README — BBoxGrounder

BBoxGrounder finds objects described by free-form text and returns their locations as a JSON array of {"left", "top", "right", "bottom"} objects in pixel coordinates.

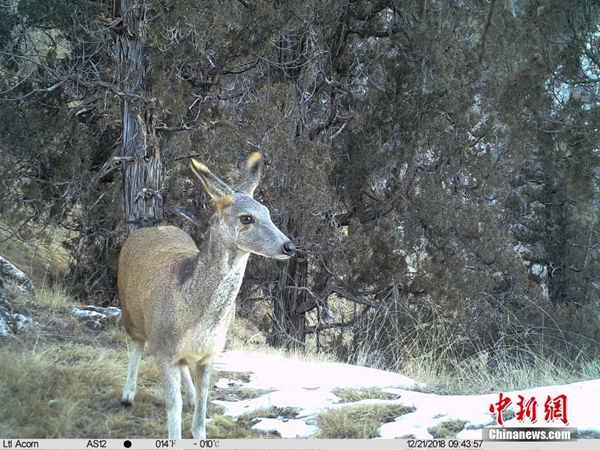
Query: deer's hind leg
[
  {"left": 121, "top": 339, "right": 144, "bottom": 408},
  {"left": 157, "top": 359, "right": 183, "bottom": 439},
  {"left": 180, "top": 364, "right": 196, "bottom": 408}
]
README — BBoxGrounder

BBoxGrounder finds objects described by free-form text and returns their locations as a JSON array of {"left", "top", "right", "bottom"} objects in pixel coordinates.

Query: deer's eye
[{"left": 239, "top": 215, "right": 254, "bottom": 225}]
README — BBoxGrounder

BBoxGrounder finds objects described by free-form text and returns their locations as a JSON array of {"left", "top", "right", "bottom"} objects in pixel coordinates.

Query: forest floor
[{"left": 1, "top": 282, "right": 600, "bottom": 440}]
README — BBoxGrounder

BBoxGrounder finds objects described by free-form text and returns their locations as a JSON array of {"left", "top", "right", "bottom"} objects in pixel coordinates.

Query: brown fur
[{"left": 117, "top": 154, "right": 295, "bottom": 438}]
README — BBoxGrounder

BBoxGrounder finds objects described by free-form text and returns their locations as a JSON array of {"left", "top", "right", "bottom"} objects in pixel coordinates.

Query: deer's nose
[{"left": 282, "top": 241, "right": 296, "bottom": 256}]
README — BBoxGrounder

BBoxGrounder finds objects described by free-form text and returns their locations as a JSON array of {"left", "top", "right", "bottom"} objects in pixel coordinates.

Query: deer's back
[{"left": 118, "top": 226, "right": 199, "bottom": 343}]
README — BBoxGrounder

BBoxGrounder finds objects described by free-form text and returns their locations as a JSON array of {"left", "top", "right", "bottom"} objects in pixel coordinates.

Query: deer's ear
[
  {"left": 235, "top": 152, "right": 263, "bottom": 196},
  {"left": 190, "top": 159, "right": 234, "bottom": 212}
]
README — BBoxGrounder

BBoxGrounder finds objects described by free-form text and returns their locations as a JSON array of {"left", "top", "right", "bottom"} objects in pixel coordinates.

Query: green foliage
[
  {"left": 17, "top": 0, "right": 69, "bottom": 23},
  {"left": 1, "top": 0, "right": 599, "bottom": 377}
]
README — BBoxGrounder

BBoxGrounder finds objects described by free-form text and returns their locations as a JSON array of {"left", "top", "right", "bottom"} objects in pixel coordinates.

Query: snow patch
[
  {"left": 213, "top": 350, "right": 600, "bottom": 439},
  {"left": 251, "top": 418, "right": 319, "bottom": 438}
]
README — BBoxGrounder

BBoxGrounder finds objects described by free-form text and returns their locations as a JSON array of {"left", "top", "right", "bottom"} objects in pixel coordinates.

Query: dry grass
[
  {"left": 0, "top": 223, "right": 70, "bottom": 287},
  {"left": 429, "top": 420, "right": 467, "bottom": 439},
  {"left": 213, "top": 386, "right": 273, "bottom": 402},
  {"left": 354, "top": 312, "right": 600, "bottom": 396},
  {"left": 332, "top": 387, "right": 400, "bottom": 403},
  {"left": 0, "top": 293, "right": 167, "bottom": 438},
  {"left": 0, "top": 288, "right": 267, "bottom": 439},
  {"left": 393, "top": 345, "right": 600, "bottom": 395},
  {"left": 206, "top": 414, "right": 275, "bottom": 439},
  {"left": 1, "top": 281, "right": 334, "bottom": 439},
  {"left": 314, "top": 404, "right": 414, "bottom": 439},
  {"left": 229, "top": 321, "right": 338, "bottom": 365},
  {"left": 0, "top": 283, "right": 418, "bottom": 440},
  {"left": 0, "top": 324, "right": 264, "bottom": 438},
  {"left": 4, "top": 223, "right": 599, "bottom": 439},
  {"left": 0, "top": 339, "right": 162, "bottom": 438},
  {"left": 4, "top": 281, "right": 597, "bottom": 439},
  {"left": 443, "top": 347, "right": 600, "bottom": 395},
  {"left": 240, "top": 406, "right": 299, "bottom": 422}
]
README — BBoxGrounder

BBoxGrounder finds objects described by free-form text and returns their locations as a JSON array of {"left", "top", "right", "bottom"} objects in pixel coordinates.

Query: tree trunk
[
  {"left": 268, "top": 25, "right": 313, "bottom": 349},
  {"left": 270, "top": 212, "right": 307, "bottom": 349},
  {"left": 115, "top": 0, "right": 163, "bottom": 234}
]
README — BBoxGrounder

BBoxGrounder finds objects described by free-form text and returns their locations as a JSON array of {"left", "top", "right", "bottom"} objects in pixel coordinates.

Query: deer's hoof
[{"left": 120, "top": 400, "right": 133, "bottom": 410}]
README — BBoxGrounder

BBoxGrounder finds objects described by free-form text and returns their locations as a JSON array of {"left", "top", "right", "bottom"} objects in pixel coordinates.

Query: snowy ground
[{"left": 213, "top": 350, "right": 600, "bottom": 439}]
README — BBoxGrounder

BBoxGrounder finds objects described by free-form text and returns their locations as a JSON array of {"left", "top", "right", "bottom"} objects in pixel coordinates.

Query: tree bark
[{"left": 115, "top": 0, "right": 163, "bottom": 234}]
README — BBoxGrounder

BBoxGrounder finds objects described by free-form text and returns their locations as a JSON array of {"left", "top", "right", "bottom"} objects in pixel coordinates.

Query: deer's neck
[
  {"left": 191, "top": 227, "right": 250, "bottom": 318},
  {"left": 202, "top": 225, "right": 249, "bottom": 273}
]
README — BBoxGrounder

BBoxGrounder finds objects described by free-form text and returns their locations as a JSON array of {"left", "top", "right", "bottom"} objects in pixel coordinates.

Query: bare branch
[{"left": 478, "top": 0, "right": 496, "bottom": 63}]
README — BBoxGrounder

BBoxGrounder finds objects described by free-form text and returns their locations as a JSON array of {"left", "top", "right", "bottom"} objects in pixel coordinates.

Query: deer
[{"left": 117, "top": 152, "right": 295, "bottom": 439}]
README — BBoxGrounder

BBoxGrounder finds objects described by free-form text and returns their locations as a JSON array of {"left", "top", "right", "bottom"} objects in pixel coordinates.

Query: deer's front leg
[{"left": 191, "top": 361, "right": 213, "bottom": 439}]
